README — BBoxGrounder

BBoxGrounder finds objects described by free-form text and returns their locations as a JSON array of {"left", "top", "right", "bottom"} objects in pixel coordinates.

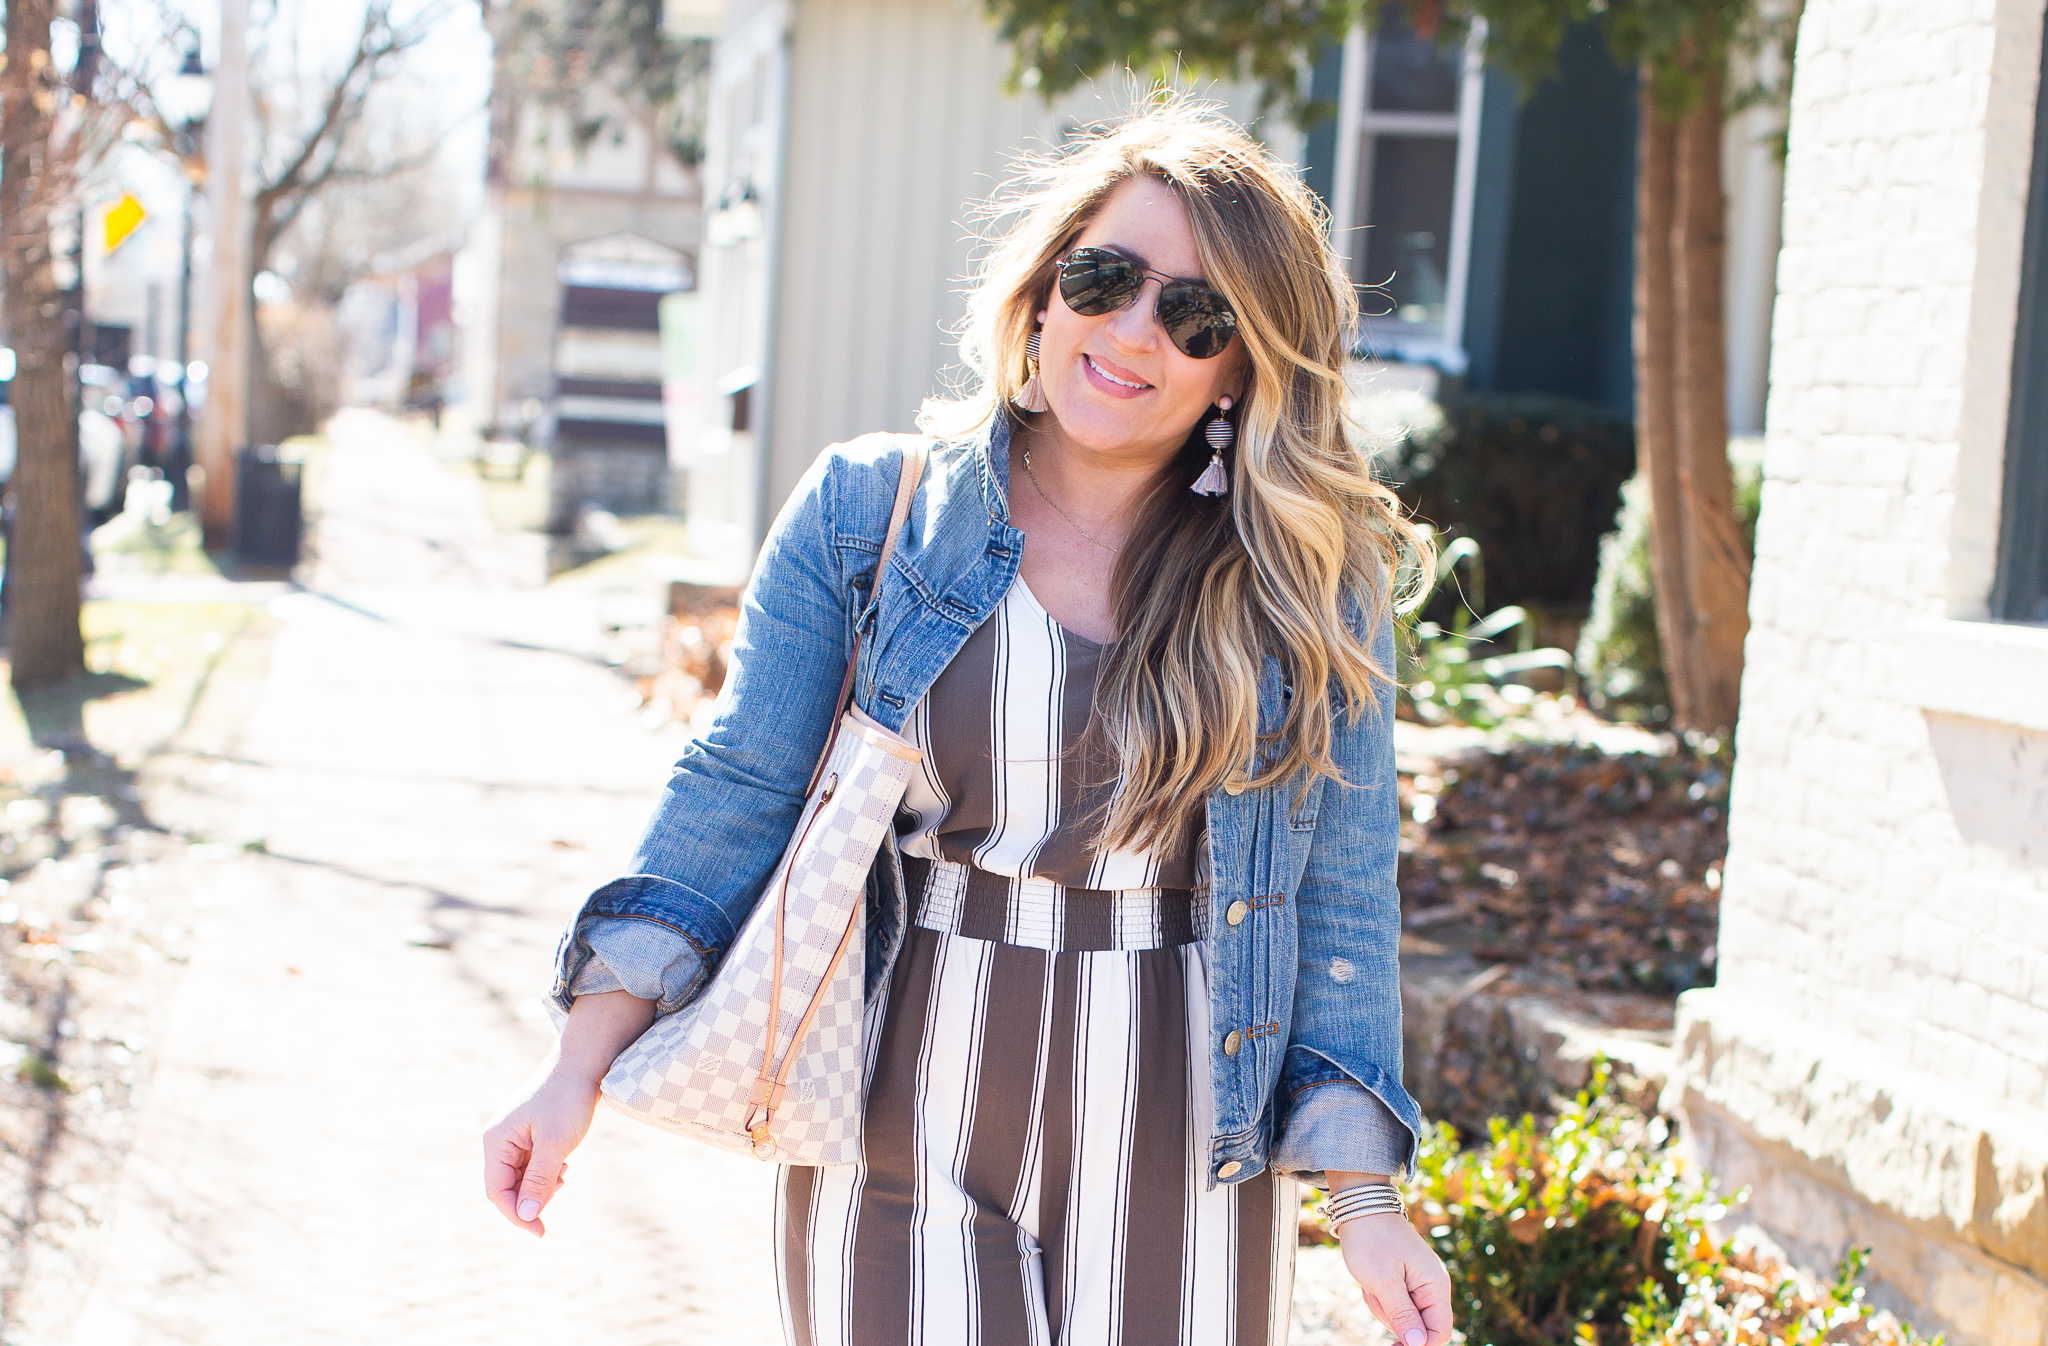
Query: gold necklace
[{"left": 1021, "top": 449, "right": 1120, "bottom": 553}]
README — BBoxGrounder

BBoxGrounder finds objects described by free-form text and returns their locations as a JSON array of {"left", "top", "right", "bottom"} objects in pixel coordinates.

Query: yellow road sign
[{"left": 104, "top": 193, "right": 146, "bottom": 252}]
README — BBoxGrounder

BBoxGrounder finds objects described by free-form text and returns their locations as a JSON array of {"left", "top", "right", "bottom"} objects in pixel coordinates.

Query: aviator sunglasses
[{"left": 1055, "top": 247, "right": 1239, "bottom": 359}]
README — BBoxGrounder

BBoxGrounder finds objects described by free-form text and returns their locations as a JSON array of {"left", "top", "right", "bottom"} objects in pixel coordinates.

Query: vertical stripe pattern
[
  {"left": 896, "top": 577, "right": 1200, "bottom": 893},
  {"left": 777, "top": 873, "right": 1295, "bottom": 1346}
]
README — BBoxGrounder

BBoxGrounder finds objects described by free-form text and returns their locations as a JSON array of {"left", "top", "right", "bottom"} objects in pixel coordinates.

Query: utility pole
[
  {"left": 174, "top": 175, "right": 197, "bottom": 510},
  {"left": 164, "top": 39, "right": 211, "bottom": 514},
  {"left": 66, "top": 0, "right": 100, "bottom": 505},
  {"left": 197, "top": 0, "right": 250, "bottom": 548}
]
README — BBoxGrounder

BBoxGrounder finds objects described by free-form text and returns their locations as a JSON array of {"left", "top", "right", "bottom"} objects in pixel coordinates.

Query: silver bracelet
[{"left": 1319, "top": 1181, "right": 1407, "bottom": 1232}]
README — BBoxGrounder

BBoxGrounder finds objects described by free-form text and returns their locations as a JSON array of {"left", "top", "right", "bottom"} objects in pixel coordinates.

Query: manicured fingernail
[
  {"left": 518, "top": 1199, "right": 540, "bottom": 1221},
  {"left": 1405, "top": 1332, "right": 1424, "bottom": 1346}
]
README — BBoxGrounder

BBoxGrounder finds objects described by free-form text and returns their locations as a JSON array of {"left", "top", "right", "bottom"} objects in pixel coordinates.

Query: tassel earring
[
  {"left": 1191, "top": 395, "right": 1234, "bottom": 497},
  {"left": 1013, "top": 321, "right": 1051, "bottom": 414}
]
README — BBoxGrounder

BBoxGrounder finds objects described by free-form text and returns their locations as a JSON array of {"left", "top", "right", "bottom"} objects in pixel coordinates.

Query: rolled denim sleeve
[
  {"left": 545, "top": 442, "right": 875, "bottom": 1016},
  {"left": 564, "top": 915, "right": 710, "bottom": 1014},
  {"left": 1271, "top": 1082, "right": 1412, "bottom": 1191},
  {"left": 1278, "top": 593, "right": 1424, "bottom": 1175}
]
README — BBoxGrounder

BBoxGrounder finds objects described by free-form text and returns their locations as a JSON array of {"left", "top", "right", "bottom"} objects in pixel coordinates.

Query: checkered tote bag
[{"left": 599, "top": 448, "right": 925, "bottom": 1165}]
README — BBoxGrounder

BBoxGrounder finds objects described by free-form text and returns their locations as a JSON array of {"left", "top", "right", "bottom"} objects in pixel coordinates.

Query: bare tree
[
  {"left": 2, "top": 0, "right": 85, "bottom": 690},
  {"left": 1, "top": 0, "right": 143, "bottom": 691},
  {"left": 493, "top": 0, "right": 711, "bottom": 178},
  {"left": 285, "top": 146, "right": 463, "bottom": 304},
  {"left": 0, "top": 0, "right": 442, "bottom": 689},
  {"left": 243, "top": 0, "right": 454, "bottom": 439},
  {"left": 248, "top": 2, "right": 451, "bottom": 280}
]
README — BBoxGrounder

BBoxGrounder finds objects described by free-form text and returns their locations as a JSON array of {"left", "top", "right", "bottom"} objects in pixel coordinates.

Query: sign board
[{"left": 103, "top": 194, "right": 146, "bottom": 253}]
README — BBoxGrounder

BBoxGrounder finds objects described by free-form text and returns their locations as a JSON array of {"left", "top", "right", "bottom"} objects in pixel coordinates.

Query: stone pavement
[{"left": 67, "top": 411, "right": 780, "bottom": 1345}]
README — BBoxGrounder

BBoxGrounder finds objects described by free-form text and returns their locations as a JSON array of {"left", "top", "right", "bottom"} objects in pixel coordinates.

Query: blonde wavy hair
[{"left": 921, "top": 97, "right": 1431, "bottom": 855}]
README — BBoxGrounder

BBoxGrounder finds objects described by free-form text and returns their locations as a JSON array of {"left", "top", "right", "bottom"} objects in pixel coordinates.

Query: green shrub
[
  {"left": 1369, "top": 1064, "right": 1942, "bottom": 1346},
  {"left": 1575, "top": 441, "right": 1764, "bottom": 723},
  {"left": 1397, "top": 533, "right": 1574, "bottom": 728},
  {"left": 1575, "top": 474, "right": 1667, "bottom": 718},
  {"left": 1379, "top": 395, "right": 1637, "bottom": 613},
  {"left": 1404, "top": 1069, "right": 1699, "bottom": 1342}
]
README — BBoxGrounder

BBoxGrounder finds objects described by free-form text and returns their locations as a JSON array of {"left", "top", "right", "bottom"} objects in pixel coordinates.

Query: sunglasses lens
[
  {"left": 1059, "top": 249, "right": 1238, "bottom": 357},
  {"left": 1059, "top": 248, "right": 1142, "bottom": 316},
  {"left": 1158, "top": 285, "right": 1238, "bottom": 360}
]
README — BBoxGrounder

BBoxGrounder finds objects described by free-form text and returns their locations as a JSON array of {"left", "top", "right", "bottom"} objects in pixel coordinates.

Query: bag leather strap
[{"left": 747, "top": 444, "right": 926, "bottom": 1155}]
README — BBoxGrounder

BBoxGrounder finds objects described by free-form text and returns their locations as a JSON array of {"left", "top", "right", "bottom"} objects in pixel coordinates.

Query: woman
[{"left": 485, "top": 101, "right": 1453, "bottom": 1346}]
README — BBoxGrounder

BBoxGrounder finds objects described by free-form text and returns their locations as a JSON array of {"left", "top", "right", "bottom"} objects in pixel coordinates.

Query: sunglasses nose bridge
[
  {"left": 1119, "top": 275, "right": 1194, "bottom": 350},
  {"left": 1098, "top": 269, "right": 1164, "bottom": 315},
  {"left": 1101, "top": 286, "right": 1167, "bottom": 353}
]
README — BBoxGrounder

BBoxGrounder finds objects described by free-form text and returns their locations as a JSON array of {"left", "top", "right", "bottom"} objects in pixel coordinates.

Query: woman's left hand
[{"left": 1336, "top": 1212, "right": 1453, "bottom": 1346}]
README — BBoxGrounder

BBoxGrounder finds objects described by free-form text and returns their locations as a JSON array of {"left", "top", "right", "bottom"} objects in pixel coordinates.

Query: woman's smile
[{"left": 1081, "top": 351, "right": 1153, "bottom": 396}]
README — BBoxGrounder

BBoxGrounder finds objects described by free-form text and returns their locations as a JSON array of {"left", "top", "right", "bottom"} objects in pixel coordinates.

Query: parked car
[
  {"left": 0, "top": 353, "right": 145, "bottom": 522},
  {"left": 78, "top": 363, "right": 135, "bottom": 522},
  {"left": 79, "top": 405, "right": 126, "bottom": 521}
]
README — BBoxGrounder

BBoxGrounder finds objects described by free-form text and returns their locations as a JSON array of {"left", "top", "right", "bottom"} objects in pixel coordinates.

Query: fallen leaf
[{"left": 1399, "top": 741, "right": 1727, "bottom": 997}]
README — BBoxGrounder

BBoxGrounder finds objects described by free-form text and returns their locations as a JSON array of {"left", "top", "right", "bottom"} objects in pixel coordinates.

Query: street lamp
[
  {"left": 159, "top": 44, "right": 210, "bottom": 510},
  {"left": 162, "top": 46, "right": 213, "bottom": 141},
  {"left": 706, "top": 180, "right": 764, "bottom": 247}
]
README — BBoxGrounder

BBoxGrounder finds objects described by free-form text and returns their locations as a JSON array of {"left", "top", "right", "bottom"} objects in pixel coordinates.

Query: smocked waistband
[{"left": 906, "top": 855, "right": 1207, "bottom": 953}]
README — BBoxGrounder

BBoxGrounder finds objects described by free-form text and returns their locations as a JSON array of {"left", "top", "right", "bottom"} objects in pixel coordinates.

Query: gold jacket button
[
  {"left": 1222, "top": 780, "right": 1245, "bottom": 796},
  {"left": 1222, "top": 1029, "right": 1244, "bottom": 1056},
  {"left": 1216, "top": 1160, "right": 1243, "bottom": 1179},
  {"left": 1226, "top": 899, "right": 1249, "bottom": 926}
]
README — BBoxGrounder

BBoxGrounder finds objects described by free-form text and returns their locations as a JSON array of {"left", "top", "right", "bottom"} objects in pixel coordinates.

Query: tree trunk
[
  {"left": 1632, "top": 67, "right": 1754, "bottom": 736},
  {"left": 2, "top": 0, "right": 87, "bottom": 691},
  {"left": 1672, "top": 64, "right": 1752, "bottom": 733},
  {"left": 246, "top": 210, "right": 310, "bottom": 446},
  {"left": 248, "top": 308, "right": 287, "bottom": 445},
  {"left": 1632, "top": 88, "right": 1700, "bottom": 729}
]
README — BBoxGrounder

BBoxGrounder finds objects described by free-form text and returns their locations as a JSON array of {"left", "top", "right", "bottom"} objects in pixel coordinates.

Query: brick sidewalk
[{"left": 67, "top": 413, "right": 779, "bottom": 1345}]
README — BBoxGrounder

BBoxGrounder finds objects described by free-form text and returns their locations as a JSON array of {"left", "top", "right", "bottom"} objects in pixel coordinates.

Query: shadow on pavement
[{"left": 0, "top": 620, "right": 267, "bottom": 1336}]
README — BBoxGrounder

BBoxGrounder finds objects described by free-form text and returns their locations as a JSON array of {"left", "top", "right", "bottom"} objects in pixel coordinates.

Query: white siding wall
[
  {"left": 766, "top": 0, "right": 1049, "bottom": 509},
  {"left": 762, "top": 0, "right": 1286, "bottom": 514}
]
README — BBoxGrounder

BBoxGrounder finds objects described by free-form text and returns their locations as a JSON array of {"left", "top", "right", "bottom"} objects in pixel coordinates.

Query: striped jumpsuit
[{"left": 775, "top": 575, "right": 1296, "bottom": 1346}]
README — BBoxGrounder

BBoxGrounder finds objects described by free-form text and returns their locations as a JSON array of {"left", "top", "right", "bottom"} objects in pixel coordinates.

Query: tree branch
[
  {"left": 255, "top": 7, "right": 392, "bottom": 198},
  {"left": 255, "top": 0, "right": 453, "bottom": 202}
]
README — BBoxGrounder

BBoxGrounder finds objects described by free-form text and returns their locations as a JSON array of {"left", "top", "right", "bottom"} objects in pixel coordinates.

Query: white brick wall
[
  {"left": 1679, "top": 0, "right": 2048, "bottom": 1334},
  {"left": 1726, "top": 0, "right": 2048, "bottom": 1113}
]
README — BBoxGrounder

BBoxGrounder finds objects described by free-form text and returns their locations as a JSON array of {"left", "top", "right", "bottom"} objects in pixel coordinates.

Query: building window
[
  {"left": 1328, "top": 9, "right": 1486, "bottom": 370},
  {"left": 1994, "top": 25, "right": 2048, "bottom": 624}
]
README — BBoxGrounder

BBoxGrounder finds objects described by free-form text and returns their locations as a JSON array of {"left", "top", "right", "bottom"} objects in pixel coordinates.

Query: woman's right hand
[{"left": 482, "top": 990, "right": 656, "bottom": 1237}]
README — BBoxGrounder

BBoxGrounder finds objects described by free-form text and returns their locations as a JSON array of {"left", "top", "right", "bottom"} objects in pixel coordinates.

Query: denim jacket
[{"left": 549, "top": 413, "right": 1422, "bottom": 1189}]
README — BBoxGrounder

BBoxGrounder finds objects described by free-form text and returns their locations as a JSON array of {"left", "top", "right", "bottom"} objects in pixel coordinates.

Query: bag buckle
[
  {"left": 744, "top": 1079, "right": 786, "bottom": 1160},
  {"left": 747, "top": 1123, "right": 777, "bottom": 1160}
]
